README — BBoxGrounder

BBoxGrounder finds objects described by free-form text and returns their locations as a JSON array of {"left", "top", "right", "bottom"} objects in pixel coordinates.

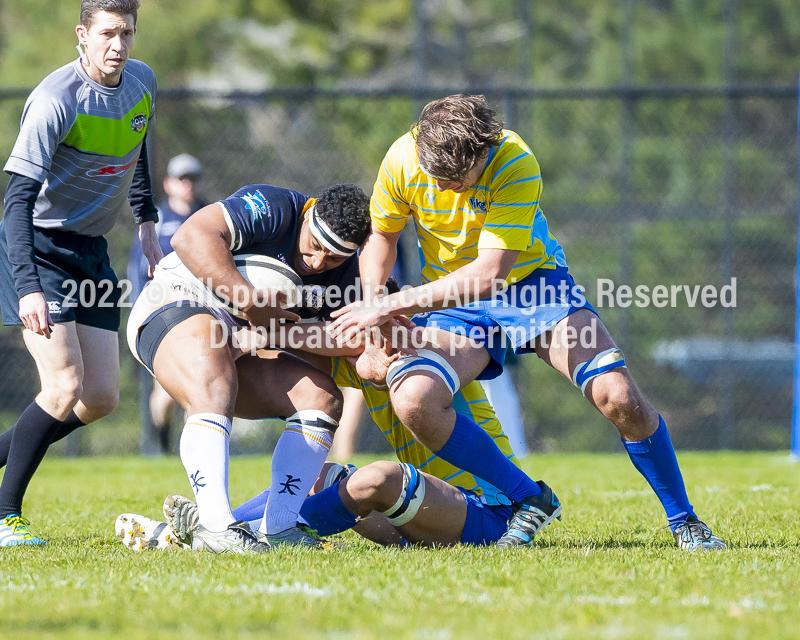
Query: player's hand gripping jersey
[
  {"left": 330, "top": 357, "right": 518, "bottom": 506},
  {"left": 371, "top": 130, "right": 568, "bottom": 284}
]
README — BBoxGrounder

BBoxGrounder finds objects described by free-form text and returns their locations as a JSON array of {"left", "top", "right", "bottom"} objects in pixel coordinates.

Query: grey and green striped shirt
[{"left": 4, "top": 57, "right": 157, "bottom": 237}]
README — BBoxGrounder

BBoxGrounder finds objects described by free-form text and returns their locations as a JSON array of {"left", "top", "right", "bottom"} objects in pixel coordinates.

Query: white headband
[{"left": 308, "top": 205, "right": 360, "bottom": 256}]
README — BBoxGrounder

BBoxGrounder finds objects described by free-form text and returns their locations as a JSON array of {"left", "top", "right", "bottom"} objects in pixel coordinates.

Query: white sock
[
  {"left": 179, "top": 413, "right": 235, "bottom": 532},
  {"left": 263, "top": 411, "right": 335, "bottom": 534}
]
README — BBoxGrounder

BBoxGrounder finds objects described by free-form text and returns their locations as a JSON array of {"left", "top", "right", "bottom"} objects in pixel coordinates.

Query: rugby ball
[{"left": 216, "top": 254, "right": 303, "bottom": 317}]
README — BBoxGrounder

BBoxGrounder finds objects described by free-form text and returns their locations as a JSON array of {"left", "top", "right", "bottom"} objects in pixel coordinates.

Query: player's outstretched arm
[
  {"left": 328, "top": 247, "right": 519, "bottom": 342},
  {"left": 264, "top": 321, "right": 365, "bottom": 356}
]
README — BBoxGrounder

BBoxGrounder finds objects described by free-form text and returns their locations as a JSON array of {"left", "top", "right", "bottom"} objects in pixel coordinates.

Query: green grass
[{"left": 2, "top": 453, "right": 800, "bottom": 639}]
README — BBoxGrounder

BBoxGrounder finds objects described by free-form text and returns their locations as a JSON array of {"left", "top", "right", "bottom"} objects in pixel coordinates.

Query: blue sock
[
  {"left": 232, "top": 490, "right": 269, "bottom": 523},
  {"left": 233, "top": 484, "right": 359, "bottom": 537},
  {"left": 622, "top": 415, "right": 696, "bottom": 530},
  {"left": 299, "top": 485, "right": 359, "bottom": 537},
  {"left": 435, "top": 411, "right": 541, "bottom": 502}
]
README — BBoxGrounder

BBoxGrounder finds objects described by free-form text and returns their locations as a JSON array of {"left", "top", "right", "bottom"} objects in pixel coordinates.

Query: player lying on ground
[
  {"left": 328, "top": 94, "right": 724, "bottom": 551},
  {"left": 117, "top": 335, "right": 541, "bottom": 550},
  {"left": 127, "top": 182, "right": 371, "bottom": 552},
  {"left": 0, "top": 0, "right": 160, "bottom": 547}
]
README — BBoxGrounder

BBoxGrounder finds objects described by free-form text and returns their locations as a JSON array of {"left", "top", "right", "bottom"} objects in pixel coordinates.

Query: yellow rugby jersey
[
  {"left": 330, "top": 357, "right": 518, "bottom": 506},
  {"left": 371, "top": 130, "right": 567, "bottom": 285}
]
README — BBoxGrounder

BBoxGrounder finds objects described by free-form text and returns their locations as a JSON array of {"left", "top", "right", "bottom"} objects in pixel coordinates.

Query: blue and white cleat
[
  {"left": 672, "top": 516, "right": 726, "bottom": 551},
  {"left": 0, "top": 514, "right": 47, "bottom": 547},
  {"left": 496, "top": 481, "right": 561, "bottom": 548}
]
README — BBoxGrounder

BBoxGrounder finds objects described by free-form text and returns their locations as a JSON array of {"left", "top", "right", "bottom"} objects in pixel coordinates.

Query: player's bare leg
[
  {"left": 72, "top": 324, "right": 119, "bottom": 424},
  {"left": 534, "top": 309, "right": 658, "bottom": 441},
  {"left": 233, "top": 349, "right": 343, "bottom": 422},
  {"left": 387, "top": 330, "right": 560, "bottom": 547},
  {"left": 157, "top": 319, "right": 343, "bottom": 548},
  {"left": 22, "top": 323, "right": 85, "bottom": 421},
  {"left": 387, "top": 327, "right": 490, "bottom": 451},
  {"left": 152, "top": 314, "right": 238, "bottom": 417},
  {"left": 153, "top": 314, "right": 266, "bottom": 552},
  {"left": 234, "top": 348, "right": 344, "bottom": 546},
  {"left": 535, "top": 308, "right": 725, "bottom": 550},
  {"left": 339, "top": 461, "right": 468, "bottom": 547}
]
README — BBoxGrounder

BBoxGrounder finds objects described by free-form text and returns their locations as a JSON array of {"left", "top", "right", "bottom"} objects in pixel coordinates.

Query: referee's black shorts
[{"left": 0, "top": 219, "right": 121, "bottom": 331}]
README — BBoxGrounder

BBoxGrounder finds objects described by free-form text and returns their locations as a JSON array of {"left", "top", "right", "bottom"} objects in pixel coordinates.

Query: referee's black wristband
[{"left": 133, "top": 207, "right": 159, "bottom": 225}]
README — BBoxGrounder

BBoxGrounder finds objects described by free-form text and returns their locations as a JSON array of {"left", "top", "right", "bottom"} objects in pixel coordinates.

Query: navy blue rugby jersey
[{"left": 219, "top": 184, "right": 361, "bottom": 320}]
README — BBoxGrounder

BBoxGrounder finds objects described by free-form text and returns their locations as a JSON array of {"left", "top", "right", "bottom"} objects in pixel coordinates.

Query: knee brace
[
  {"left": 382, "top": 463, "right": 426, "bottom": 526},
  {"left": 572, "top": 348, "right": 627, "bottom": 396},
  {"left": 385, "top": 349, "right": 460, "bottom": 396}
]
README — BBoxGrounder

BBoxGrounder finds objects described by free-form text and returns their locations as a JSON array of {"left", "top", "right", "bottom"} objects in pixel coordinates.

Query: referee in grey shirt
[{"left": 0, "top": 0, "right": 161, "bottom": 546}]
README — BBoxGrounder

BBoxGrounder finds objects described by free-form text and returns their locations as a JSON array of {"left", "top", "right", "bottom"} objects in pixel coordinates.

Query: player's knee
[
  {"left": 390, "top": 378, "right": 444, "bottom": 427},
  {"left": 348, "top": 461, "right": 402, "bottom": 512},
  {"left": 82, "top": 387, "right": 119, "bottom": 419},
  {"left": 295, "top": 379, "right": 344, "bottom": 425},
  {"left": 39, "top": 371, "right": 83, "bottom": 416},
  {"left": 185, "top": 374, "right": 238, "bottom": 416},
  {"left": 588, "top": 372, "right": 644, "bottom": 423}
]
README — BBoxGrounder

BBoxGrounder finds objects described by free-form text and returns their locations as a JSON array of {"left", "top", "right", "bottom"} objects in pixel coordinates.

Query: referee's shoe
[{"left": 0, "top": 514, "right": 47, "bottom": 547}]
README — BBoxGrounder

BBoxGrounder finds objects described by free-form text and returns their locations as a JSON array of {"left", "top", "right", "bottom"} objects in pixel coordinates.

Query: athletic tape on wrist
[
  {"left": 385, "top": 349, "right": 460, "bottom": 396},
  {"left": 572, "top": 347, "right": 627, "bottom": 396},
  {"left": 383, "top": 463, "right": 426, "bottom": 526}
]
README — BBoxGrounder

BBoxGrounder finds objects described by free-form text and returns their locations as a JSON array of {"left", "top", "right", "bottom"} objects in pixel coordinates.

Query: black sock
[
  {"left": 50, "top": 411, "right": 86, "bottom": 444},
  {"left": 0, "top": 402, "right": 63, "bottom": 517},
  {"left": 0, "top": 411, "right": 85, "bottom": 469}
]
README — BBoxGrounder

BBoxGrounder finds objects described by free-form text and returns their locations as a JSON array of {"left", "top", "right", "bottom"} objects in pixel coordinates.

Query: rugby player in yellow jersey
[{"left": 328, "top": 94, "right": 725, "bottom": 551}]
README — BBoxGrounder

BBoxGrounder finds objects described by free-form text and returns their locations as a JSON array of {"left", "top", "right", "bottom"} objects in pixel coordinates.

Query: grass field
[{"left": 2, "top": 452, "right": 799, "bottom": 639}]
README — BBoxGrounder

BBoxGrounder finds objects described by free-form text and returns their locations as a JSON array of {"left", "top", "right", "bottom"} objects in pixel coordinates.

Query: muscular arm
[
  {"left": 329, "top": 247, "right": 519, "bottom": 336},
  {"left": 267, "top": 321, "right": 364, "bottom": 356},
  {"left": 379, "top": 247, "right": 519, "bottom": 316},
  {"left": 359, "top": 225, "right": 402, "bottom": 299},
  {"left": 171, "top": 204, "right": 299, "bottom": 326}
]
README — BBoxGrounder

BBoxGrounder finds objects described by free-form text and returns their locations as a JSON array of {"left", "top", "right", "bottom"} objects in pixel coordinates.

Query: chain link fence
[{"left": 0, "top": 86, "right": 796, "bottom": 454}]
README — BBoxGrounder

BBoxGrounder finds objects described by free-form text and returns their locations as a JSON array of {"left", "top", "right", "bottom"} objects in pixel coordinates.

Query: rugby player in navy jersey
[
  {"left": 126, "top": 183, "right": 370, "bottom": 553},
  {"left": 0, "top": 0, "right": 160, "bottom": 547}
]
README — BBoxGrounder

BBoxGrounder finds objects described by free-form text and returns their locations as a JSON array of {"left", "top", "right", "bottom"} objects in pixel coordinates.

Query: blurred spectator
[{"left": 128, "top": 154, "right": 206, "bottom": 454}]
